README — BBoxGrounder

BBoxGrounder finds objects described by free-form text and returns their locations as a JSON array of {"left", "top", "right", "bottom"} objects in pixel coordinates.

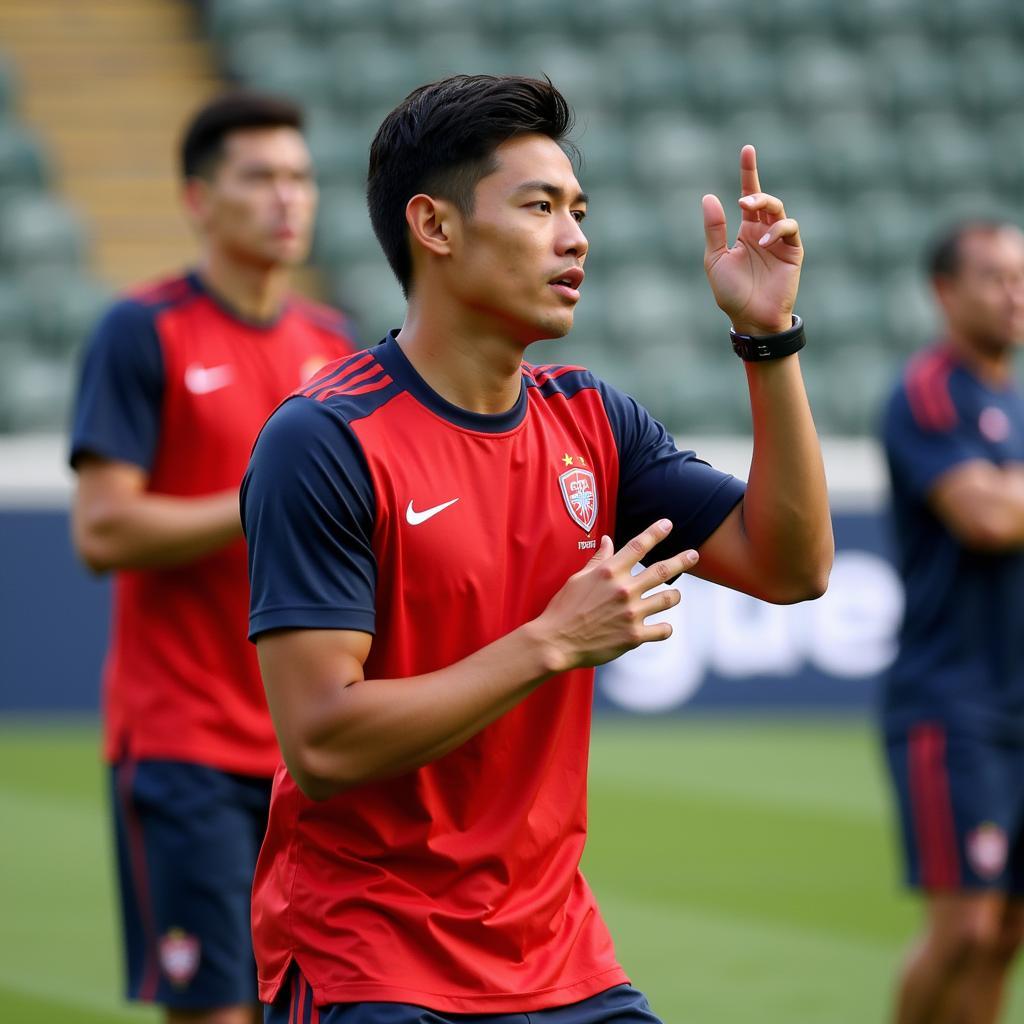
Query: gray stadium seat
[
  {"left": 988, "top": 117, "right": 1024, "bottom": 196},
  {"left": 0, "top": 344, "right": 74, "bottom": 432},
  {"left": 413, "top": 32, "right": 511, "bottom": 83},
  {"left": 0, "top": 195, "right": 85, "bottom": 276},
  {"left": 846, "top": 190, "right": 932, "bottom": 274},
  {"left": 806, "top": 114, "right": 900, "bottom": 195},
  {"left": 955, "top": 38, "right": 1024, "bottom": 121},
  {"left": 205, "top": 0, "right": 296, "bottom": 43},
  {"left": 868, "top": 38, "right": 957, "bottom": 118},
  {"left": 777, "top": 41, "right": 868, "bottom": 116},
  {"left": 22, "top": 273, "right": 110, "bottom": 357},
  {"left": 305, "top": 111, "right": 371, "bottom": 188},
  {"left": 657, "top": 0, "right": 749, "bottom": 40},
  {"left": 296, "top": 0, "right": 385, "bottom": 37},
  {"left": 327, "top": 36, "right": 427, "bottom": 110},
  {"left": 224, "top": 32, "right": 332, "bottom": 104},
  {"left": 390, "top": 0, "right": 477, "bottom": 36},
  {"left": 326, "top": 258, "right": 405, "bottom": 346},
  {"left": 314, "top": 187, "right": 378, "bottom": 268},
  {"left": 582, "top": 188, "right": 670, "bottom": 265},
  {"left": 628, "top": 116, "right": 723, "bottom": 191},
  {"left": 0, "top": 123, "right": 49, "bottom": 198},
  {"left": 898, "top": 116, "right": 993, "bottom": 198}
]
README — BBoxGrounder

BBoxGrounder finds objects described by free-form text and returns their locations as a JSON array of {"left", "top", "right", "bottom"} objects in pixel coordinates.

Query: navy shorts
[
  {"left": 884, "top": 722, "right": 1024, "bottom": 892},
  {"left": 265, "top": 968, "right": 664, "bottom": 1024},
  {"left": 111, "top": 758, "right": 272, "bottom": 1009}
]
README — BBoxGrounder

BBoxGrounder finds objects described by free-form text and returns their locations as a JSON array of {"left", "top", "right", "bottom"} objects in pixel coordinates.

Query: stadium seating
[
  {"left": 3, "top": 2, "right": 1024, "bottom": 436},
  {"left": 194, "top": 0, "right": 1024, "bottom": 433},
  {"left": 0, "top": 59, "right": 109, "bottom": 431}
]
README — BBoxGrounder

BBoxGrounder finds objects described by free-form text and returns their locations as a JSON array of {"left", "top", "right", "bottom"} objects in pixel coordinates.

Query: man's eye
[
  {"left": 534, "top": 201, "right": 552, "bottom": 213},
  {"left": 572, "top": 210, "right": 586, "bottom": 223}
]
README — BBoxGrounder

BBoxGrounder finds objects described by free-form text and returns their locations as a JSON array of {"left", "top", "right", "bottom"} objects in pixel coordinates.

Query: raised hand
[
  {"left": 531, "top": 519, "right": 699, "bottom": 672},
  {"left": 702, "top": 144, "right": 803, "bottom": 337}
]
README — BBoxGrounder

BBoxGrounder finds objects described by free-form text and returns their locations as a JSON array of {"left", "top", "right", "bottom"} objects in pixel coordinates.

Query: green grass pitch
[{"left": 0, "top": 718, "right": 1021, "bottom": 1023}]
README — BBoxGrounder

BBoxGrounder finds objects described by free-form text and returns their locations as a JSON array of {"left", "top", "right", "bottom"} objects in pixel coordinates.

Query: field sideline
[{"left": 1, "top": 718, "right": 1021, "bottom": 1023}]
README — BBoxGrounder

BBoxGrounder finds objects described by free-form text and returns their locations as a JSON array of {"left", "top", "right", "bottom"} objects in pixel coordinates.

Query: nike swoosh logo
[
  {"left": 406, "top": 497, "right": 459, "bottom": 525},
  {"left": 184, "top": 363, "right": 234, "bottom": 395}
]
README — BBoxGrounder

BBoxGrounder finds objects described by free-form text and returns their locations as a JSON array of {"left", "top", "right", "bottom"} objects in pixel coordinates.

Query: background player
[
  {"left": 68, "top": 92, "right": 354, "bottom": 1024},
  {"left": 881, "top": 220, "right": 1024, "bottom": 1024},
  {"left": 243, "top": 75, "right": 832, "bottom": 1022}
]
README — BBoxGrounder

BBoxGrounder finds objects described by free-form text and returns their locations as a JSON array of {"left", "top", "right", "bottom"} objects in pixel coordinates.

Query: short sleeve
[
  {"left": 69, "top": 299, "right": 164, "bottom": 471},
  {"left": 241, "top": 397, "right": 377, "bottom": 640},
  {"left": 883, "top": 385, "right": 988, "bottom": 500},
  {"left": 597, "top": 378, "right": 746, "bottom": 561}
]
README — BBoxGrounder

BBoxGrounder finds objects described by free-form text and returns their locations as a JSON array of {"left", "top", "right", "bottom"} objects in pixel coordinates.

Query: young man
[
  {"left": 881, "top": 221, "right": 1024, "bottom": 1024},
  {"left": 243, "top": 75, "right": 832, "bottom": 1022},
  {"left": 69, "top": 92, "right": 354, "bottom": 1024}
]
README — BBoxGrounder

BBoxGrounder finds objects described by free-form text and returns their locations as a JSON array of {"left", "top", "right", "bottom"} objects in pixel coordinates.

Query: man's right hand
[{"left": 528, "top": 519, "right": 699, "bottom": 674}]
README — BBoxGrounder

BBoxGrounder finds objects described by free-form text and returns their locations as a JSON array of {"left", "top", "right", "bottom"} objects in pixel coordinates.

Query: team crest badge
[
  {"left": 967, "top": 823, "right": 1008, "bottom": 881},
  {"left": 559, "top": 467, "right": 598, "bottom": 532},
  {"left": 159, "top": 928, "right": 201, "bottom": 987},
  {"left": 979, "top": 406, "right": 1011, "bottom": 443}
]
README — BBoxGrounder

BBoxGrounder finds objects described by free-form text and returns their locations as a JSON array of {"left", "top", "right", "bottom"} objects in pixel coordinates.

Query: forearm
[
  {"left": 274, "top": 622, "right": 559, "bottom": 799},
  {"left": 73, "top": 489, "right": 242, "bottom": 571},
  {"left": 959, "top": 465, "right": 1024, "bottom": 550},
  {"left": 740, "top": 354, "right": 833, "bottom": 599}
]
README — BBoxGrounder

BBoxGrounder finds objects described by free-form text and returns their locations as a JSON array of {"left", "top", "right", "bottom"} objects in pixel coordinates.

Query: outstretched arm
[
  {"left": 696, "top": 145, "right": 833, "bottom": 604},
  {"left": 258, "top": 522, "right": 698, "bottom": 800}
]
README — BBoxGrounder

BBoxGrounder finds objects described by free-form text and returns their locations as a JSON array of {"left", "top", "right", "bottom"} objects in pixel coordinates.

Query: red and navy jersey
[
  {"left": 882, "top": 344, "right": 1024, "bottom": 740},
  {"left": 241, "top": 332, "right": 745, "bottom": 1011},
  {"left": 69, "top": 271, "right": 355, "bottom": 776}
]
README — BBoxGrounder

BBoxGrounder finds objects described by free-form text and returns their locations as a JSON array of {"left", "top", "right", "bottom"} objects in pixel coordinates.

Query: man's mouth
[{"left": 549, "top": 267, "right": 585, "bottom": 301}]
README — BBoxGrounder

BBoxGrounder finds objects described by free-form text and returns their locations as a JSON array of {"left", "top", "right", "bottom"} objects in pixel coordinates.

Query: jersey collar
[{"left": 374, "top": 331, "right": 530, "bottom": 434}]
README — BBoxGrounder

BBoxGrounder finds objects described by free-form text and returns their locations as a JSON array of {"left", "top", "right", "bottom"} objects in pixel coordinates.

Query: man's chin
[{"left": 530, "top": 312, "right": 574, "bottom": 343}]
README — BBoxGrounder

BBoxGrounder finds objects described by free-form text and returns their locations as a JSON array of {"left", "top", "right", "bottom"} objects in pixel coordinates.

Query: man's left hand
[{"left": 702, "top": 144, "right": 803, "bottom": 337}]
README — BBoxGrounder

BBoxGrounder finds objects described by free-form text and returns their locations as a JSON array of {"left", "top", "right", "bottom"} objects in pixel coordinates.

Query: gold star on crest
[{"left": 562, "top": 453, "right": 574, "bottom": 466}]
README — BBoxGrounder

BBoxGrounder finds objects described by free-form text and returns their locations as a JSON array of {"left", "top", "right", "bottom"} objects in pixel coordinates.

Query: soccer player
[
  {"left": 243, "top": 76, "right": 832, "bottom": 1022},
  {"left": 69, "top": 92, "right": 354, "bottom": 1024},
  {"left": 881, "top": 221, "right": 1024, "bottom": 1024}
]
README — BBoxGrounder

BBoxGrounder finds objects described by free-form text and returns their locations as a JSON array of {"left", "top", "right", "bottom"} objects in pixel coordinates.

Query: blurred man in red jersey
[{"left": 69, "top": 91, "right": 355, "bottom": 1024}]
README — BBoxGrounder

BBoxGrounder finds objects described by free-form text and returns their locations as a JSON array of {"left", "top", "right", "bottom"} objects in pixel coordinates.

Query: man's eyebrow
[{"left": 514, "top": 180, "right": 589, "bottom": 205}]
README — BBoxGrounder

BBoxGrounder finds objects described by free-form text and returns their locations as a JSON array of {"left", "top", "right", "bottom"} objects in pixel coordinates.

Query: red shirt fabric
[
  {"left": 70, "top": 271, "right": 355, "bottom": 776},
  {"left": 242, "top": 336, "right": 745, "bottom": 1010}
]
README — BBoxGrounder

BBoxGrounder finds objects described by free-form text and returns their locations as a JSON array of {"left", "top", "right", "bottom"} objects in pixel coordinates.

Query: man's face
[
  {"left": 444, "top": 134, "right": 588, "bottom": 344},
  {"left": 187, "top": 126, "right": 317, "bottom": 269},
  {"left": 938, "top": 227, "right": 1024, "bottom": 353}
]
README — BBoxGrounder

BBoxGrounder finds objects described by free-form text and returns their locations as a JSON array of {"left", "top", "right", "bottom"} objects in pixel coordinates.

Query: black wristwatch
[{"left": 730, "top": 315, "right": 805, "bottom": 362}]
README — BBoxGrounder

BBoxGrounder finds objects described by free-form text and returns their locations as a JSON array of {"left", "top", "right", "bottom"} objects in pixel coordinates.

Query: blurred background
[{"left": 1, "top": 1, "right": 1022, "bottom": 1021}]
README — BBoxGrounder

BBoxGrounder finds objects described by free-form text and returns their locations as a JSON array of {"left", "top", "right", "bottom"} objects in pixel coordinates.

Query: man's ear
[
  {"left": 181, "top": 176, "right": 211, "bottom": 230},
  {"left": 406, "top": 194, "right": 458, "bottom": 259}
]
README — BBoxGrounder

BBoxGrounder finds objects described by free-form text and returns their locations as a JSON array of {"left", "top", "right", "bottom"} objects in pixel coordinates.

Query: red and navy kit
[
  {"left": 242, "top": 332, "right": 745, "bottom": 1013},
  {"left": 881, "top": 344, "right": 1024, "bottom": 892},
  {"left": 70, "top": 270, "right": 355, "bottom": 776},
  {"left": 882, "top": 344, "right": 1024, "bottom": 740}
]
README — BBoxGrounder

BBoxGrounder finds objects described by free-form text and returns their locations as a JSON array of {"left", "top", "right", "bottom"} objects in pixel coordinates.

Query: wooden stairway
[{"left": 0, "top": 0, "right": 219, "bottom": 289}]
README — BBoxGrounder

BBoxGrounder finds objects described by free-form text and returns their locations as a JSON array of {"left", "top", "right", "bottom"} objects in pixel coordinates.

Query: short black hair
[
  {"left": 927, "top": 219, "right": 1007, "bottom": 280},
  {"left": 367, "top": 75, "right": 577, "bottom": 296},
  {"left": 180, "top": 90, "right": 305, "bottom": 180}
]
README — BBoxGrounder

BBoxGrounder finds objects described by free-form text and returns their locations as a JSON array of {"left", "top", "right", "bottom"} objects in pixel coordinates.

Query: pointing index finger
[
  {"left": 610, "top": 519, "right": 674, "bottom": 571},
  {"left": 739, "top": 144, "right": 761, "bottom": 209}
]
